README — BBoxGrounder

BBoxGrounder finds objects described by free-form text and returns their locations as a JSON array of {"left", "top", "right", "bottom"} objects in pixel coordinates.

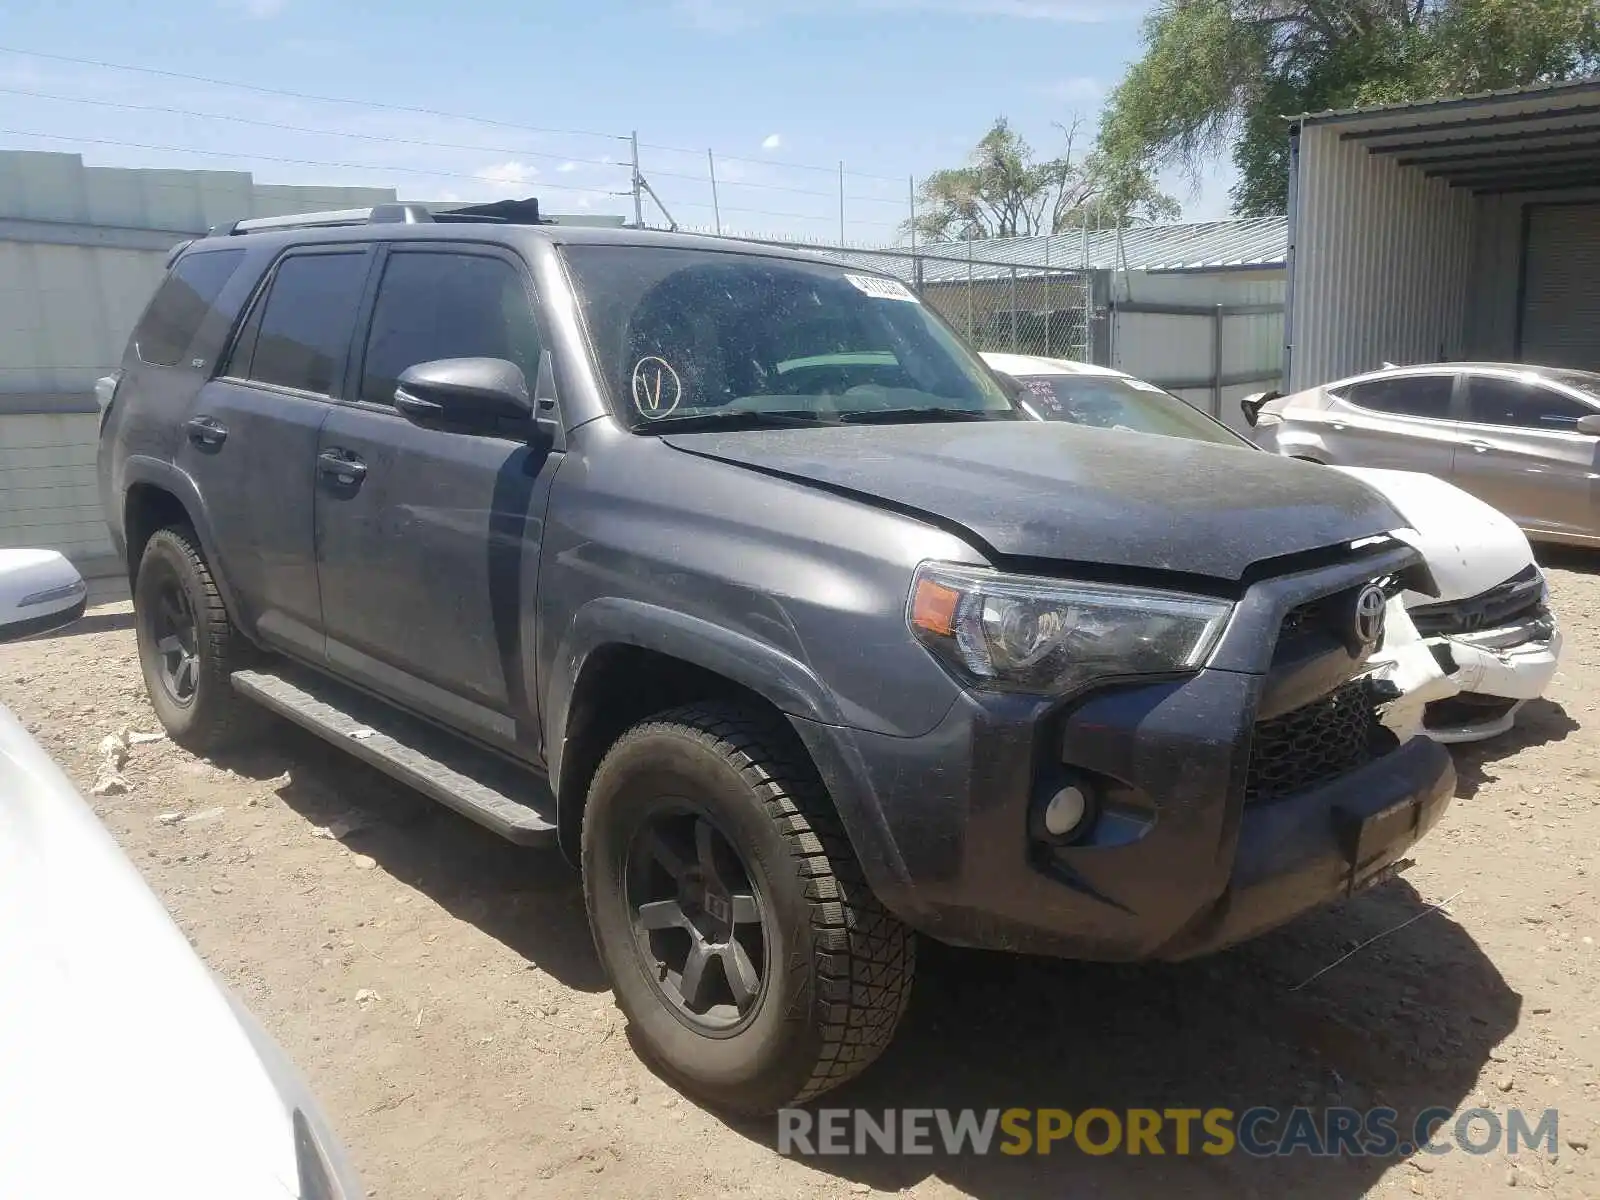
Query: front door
[
  {"left": 1451, "top": 372, "right": 1600, "bottom": 540},
  {"left": 313, "top": 244, "right": 560, "bottom": 755},
  {"left": 176, "top": 245, "right": 372, "bottom": 658}
]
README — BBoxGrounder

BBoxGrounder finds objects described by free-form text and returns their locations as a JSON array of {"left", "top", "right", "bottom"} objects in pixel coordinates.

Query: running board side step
[{"left": 231, "top": 666, "right": 558, "bottom": 846}]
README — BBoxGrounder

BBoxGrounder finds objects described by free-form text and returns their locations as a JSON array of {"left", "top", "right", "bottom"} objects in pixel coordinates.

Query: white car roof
[{"left": 981, "top": 352, "right": 1132, "bottom": 380}]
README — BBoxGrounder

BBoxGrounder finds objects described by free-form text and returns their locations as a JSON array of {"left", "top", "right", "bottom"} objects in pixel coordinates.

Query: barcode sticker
[{"left": 845, "top": 274, "right": 920, "bottom": 303}]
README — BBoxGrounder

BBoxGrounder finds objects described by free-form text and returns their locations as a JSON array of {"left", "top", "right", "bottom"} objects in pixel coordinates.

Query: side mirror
[
  {"left": 1576, "top": 413, "right": 1600, "bottom": 436},
  {"left": 394, "top": 358, "right": 535, "bottom": 436},
  {"left": 1240, "top": 390, "right": 1281, "bottom": 428},
  {"left": 0, "top": 550, "right": 87, "bottom": 643}
]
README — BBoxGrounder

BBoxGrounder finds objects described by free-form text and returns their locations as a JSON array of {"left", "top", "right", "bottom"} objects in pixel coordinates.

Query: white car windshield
[{"left": 1015, "top": 374, "right": 1251, "bottom": 447}]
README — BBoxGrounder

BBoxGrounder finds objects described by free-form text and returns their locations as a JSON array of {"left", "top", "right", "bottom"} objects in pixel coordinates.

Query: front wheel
[{"left": 582, "top": 703, "right": 914, "bottom": 1115}]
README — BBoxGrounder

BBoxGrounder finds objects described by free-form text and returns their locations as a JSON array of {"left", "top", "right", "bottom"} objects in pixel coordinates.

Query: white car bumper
[{"left": 1421, "top": 615, "right": 1562, "bottom": 744}]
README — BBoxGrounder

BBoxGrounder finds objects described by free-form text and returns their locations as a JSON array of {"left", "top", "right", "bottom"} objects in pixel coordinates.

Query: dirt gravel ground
[{"left": 4, "top": 553, "right": 1599, "bottom": 1200}]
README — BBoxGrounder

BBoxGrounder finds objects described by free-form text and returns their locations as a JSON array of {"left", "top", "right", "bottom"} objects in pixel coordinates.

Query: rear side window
[
  {"left": 1464, "top": 375, "right": 1595, "bottom": 430},
  {"left": 1337, "top": 374, "right": 1454, "bottom": 420},
  {"left": 358, "top": 251, "right": 542, "bottom": 406},
  {"left": 133, "top": 250, "right": 246, "bottom": 367},
  {"left": 239, "top": 252, "right": 368, "bottom": 395}
]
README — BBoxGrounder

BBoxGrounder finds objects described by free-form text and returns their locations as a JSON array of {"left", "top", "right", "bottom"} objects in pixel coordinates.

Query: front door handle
[
  {"left": 1466, "top": 439, "right": 1492, "bottom": 453},
  {"left": 185, "top": 416, "right": 227, "bottom": 448},
  {"left": 317, "top": 449, "right": 367, "bottom": 487}
]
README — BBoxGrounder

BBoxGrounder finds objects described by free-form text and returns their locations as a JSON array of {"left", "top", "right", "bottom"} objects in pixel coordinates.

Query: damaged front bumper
[{"left": 1422, "top": 614, "right": 1563, "bottom": 743}]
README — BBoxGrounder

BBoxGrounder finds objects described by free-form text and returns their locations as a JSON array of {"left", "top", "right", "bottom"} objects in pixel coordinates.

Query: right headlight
[{"left": 906, "top": 562, "right": 1233, "bottom": 696}]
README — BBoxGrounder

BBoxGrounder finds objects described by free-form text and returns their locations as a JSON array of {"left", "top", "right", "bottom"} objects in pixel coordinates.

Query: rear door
[
  {"left": 176, "top": 245, "right": 372, "bottom": 657},
  {"left": 1451, "top": 371, "right": 1600, "bottom": 538},
  {"left": 313, "top": 243, "right": 559, "bottom": 754},
  {"left": 1317, "top": 372, "right": 1459, "bottom": 475}
]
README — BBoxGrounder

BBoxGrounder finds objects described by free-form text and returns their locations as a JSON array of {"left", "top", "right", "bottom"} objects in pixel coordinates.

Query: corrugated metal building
[
  {"left": 0, "top": 150, "right": 395, "bottom": 574},
  {"left": 1286, "top": 77, "right": 1600, "bottom": 390}
]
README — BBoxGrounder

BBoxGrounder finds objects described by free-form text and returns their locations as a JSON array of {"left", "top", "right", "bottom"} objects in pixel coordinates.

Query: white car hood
[
  {"left": 1330, "top": 466, "right": 1535, "bottom": 604},
  {"left": 0, "top": 704, "right": 300, "bottom": 1199}
]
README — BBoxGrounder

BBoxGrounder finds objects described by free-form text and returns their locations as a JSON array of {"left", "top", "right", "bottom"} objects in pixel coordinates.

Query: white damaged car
[
  {"left": 0, "top": 550, "right": 362, "bottom": 1200},
  {"left": 983, "top": 353, "right": 1562, "bottom": 743}
]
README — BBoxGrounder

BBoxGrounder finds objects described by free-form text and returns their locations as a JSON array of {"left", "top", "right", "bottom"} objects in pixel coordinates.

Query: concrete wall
[{"left": 0, "top": 151, "right": 394, "bottom": 573}]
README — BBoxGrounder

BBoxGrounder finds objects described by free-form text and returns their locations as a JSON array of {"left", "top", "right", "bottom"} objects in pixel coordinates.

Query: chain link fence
[{"left": 726, "top": 239, "right": 1095, "bottom": 361}]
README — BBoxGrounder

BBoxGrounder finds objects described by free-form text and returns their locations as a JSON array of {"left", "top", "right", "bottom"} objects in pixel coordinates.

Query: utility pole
[
  {"left": 707, "top": 149, "right": 722, "bottom": 236},
  {"left": 838, "top": 161, "right": 846, "bottom": 244},
  {"left": 630, "top": 131, "right": 644, "bottom": 229}
]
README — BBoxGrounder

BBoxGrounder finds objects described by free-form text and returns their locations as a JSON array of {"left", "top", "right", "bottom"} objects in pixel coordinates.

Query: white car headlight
[{"left": 907, "top": 562, "right": 1232, "bottom": 695}]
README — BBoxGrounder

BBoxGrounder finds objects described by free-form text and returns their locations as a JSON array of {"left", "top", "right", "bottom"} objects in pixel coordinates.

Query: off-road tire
[
  {"left": 582, "top": 702, "right": 914, "bottom": 1115},
  {"left": 133, "top": 525, "right": 256, "bottom": 751}
]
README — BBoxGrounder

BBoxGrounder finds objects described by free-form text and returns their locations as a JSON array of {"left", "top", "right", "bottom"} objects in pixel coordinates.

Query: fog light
[{"left": 1042, "top": 785, "right": 1088, "bottom": 838}]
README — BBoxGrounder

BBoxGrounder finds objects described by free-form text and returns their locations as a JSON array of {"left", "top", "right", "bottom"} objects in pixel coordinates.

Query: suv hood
[{"left": 663, "top": 422, "right": 1404, "bottom": 580}]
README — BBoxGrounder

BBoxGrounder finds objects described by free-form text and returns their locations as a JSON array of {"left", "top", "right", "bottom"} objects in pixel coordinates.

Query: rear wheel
[
  {"left": 133, "top": 526, "right": 256, "bottom": 751},
  {"left": 582, "top": 703, "right": 914, "bottom": 1114}
]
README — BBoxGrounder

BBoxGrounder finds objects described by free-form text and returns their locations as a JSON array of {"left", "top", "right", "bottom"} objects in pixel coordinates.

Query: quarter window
[
  {"left": 359, "top": 252, "right": 542, "bottom": 407},
  {"left": 241, "top": 252, "right": 368, "bottom": 395},
  {"left": 1464, "top": 375, "right": 1594, "bottom": 430},
  {"left": 1337, "top": 375, "right": 1455, "bottom": 420},
  {"left": 133, "top": 249, "right": 246, "bottom": 368}
]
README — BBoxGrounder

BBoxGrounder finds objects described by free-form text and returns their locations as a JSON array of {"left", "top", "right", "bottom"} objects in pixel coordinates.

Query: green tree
[
  {"left": 1097, "top": 0, "right": 1600, "bottom": 216},
  {"left": 906, "top": 117, "right": 1178, "bottom": 243}
]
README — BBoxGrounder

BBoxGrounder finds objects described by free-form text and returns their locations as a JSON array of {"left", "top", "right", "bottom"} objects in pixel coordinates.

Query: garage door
[{"left": 1521, "top": 202, "right": 1600, "bottom": 370}]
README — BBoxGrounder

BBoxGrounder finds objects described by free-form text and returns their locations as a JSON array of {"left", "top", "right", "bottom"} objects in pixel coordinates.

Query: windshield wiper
[
  {"left": 839, "top": 407, "right": 1018, "bottom": 425},
  {"left": 638, "top": 409, "right": 838, "bottom": 432}
]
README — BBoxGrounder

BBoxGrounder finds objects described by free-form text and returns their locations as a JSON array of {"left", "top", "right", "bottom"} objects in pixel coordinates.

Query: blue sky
[{"left": 1, "top": 0, "right": 1238, "bottom": 243}]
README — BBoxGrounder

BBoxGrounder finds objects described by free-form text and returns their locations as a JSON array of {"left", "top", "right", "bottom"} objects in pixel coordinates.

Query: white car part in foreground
[
  {"left": 0, "top": 548, "right": 88, "bottom": 641},
  {"left": 1333, "top": 466, "right": 1561, "bottom": 743},
  {"left": 0, "top": 559, "right": 360, "bottom": 1200}
]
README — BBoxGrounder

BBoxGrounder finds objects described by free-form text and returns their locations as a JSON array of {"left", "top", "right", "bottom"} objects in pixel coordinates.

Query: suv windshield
[
  {"left": 1015, "top": 373, "right": 1250, "bottom": 448},
  {"left": 561, "top": 245, "right": 1017, "bottom": 429}
]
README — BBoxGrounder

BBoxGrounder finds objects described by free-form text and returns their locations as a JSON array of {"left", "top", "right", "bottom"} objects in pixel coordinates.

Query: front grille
[
  {"left": 1410, "top": 564, "right": 1544, "bottom": 637},
  {"left": 1245, "top": 679, "right": 1389, "bottom": 805}
]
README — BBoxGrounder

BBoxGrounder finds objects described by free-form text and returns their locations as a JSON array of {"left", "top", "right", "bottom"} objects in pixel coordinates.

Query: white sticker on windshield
[
  {"left": 1125, "top": 378, "right": 1165, "bottom": 393},
  {"left": 631, "top": 356, "right": 683, "bottom": 420},
  {"left": 844, "top": 274, "right": 920, "bottom": 303}
]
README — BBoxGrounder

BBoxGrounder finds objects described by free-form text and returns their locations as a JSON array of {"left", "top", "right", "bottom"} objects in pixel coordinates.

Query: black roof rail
[{"left": 211, "top": 197, "right": 548, "bottom": 237}]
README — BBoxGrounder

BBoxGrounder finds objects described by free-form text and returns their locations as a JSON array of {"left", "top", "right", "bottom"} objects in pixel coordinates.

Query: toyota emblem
[{"left": 1352, "top": 583, "right": 1387, "bottom": 652}]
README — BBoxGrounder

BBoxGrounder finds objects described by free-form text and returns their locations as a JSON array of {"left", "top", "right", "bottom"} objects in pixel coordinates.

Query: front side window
[
  {"left": 359, "top": 251, "right": 542, "bottom": 407},
  {"left": 1015, "top": 374, "right": 1249, "bottom": 448},
  {"left": 560, "top": 245, "right": 1015, "bottom": 428},
  {"left": 243, "top": 252, "right": 368, "bottom": 396},
  {"left": 134, "top": 249, "right": 246, "bottom": 368},
  {"left": 1338, "top": 374, "right": 1454, "bottom": 420},
  {"left": 1465, "top": 374, "right": 1596, "bottom": 430}
]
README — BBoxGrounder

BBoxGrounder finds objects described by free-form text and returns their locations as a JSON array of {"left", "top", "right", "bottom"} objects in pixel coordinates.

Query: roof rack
[{"left": 215, "top": 197, "right": 548, "bottom": 237}]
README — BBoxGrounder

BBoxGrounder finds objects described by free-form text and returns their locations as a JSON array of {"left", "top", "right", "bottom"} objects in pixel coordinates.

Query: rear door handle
[
  {"left": 1467, "top": 439, "right": 1492, "bottom": 453},
  {"left": 185, "top": 416, "right": 227, "bottom": 447},
  {"left": 317, "top": 449, "right": 367, "bottom": 487}
]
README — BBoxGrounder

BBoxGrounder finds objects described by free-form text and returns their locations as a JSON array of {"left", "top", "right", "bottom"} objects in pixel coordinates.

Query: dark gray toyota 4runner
[{"left": 99, "top": 202, "right": 1456, "bottom": 1114}]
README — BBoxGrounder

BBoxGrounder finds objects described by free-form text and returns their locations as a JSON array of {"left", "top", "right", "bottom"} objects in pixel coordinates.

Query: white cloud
[
  {"left": 675, "top": 0, "right": 1128, "bottom": 33},
  {"left": 475, "top": 161, "right": 540, "bottom": 191},
  {"left": 226, "top": 0, "right": 289, "bottom": 17},
  {"left": 557, "top": 161, "right": 579, "bottom": 173},
  {"left": 761, "top": 133, "right": 782, "bottom": 151},
  {"left": 1039, "top": 76, "right": 1104, "bottom": 105}
]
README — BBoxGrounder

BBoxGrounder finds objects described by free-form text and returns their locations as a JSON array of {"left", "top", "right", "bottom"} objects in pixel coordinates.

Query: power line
[
  {"left": 0, "top": 44, "right": 912, "bottom": 196},
  {"left": 0, "top": 85, "right": 908, "bottom": 208},
  {"left": 0, "top": 45, "right": 629, "bottom": 143},
  {"left": 0, "top": 85, "right": 628, "bottom": 171},
  {"left": 0, "top": 127, "right": 630, "bottom": 195}
]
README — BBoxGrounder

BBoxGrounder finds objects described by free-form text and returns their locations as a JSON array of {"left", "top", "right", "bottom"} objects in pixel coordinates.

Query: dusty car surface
[{"left": 100, "top": 205, "right": 1456, "bottom": 1113}]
